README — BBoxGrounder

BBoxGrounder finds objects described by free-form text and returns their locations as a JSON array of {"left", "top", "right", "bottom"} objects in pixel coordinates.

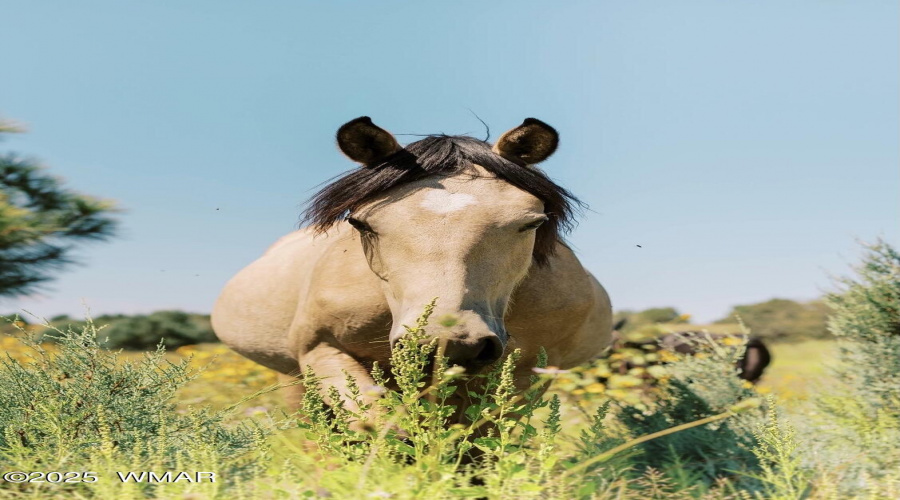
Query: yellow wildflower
[
  {"left": 585, "top": 383, "right": 606, "bottom": 394},
  {"left": 658, "top": 350, "right": 680, "bottom": 363},
  {"left": 607, "top": 374, "right": 643, "bottom": 389}
]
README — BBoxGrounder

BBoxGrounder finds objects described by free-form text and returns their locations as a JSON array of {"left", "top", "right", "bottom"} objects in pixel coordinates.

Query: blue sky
[{"left": 1, "top": 1, "right": 897, "bottom": 324}]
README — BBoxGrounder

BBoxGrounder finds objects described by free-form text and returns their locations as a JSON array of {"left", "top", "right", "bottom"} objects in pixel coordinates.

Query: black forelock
[{"left": 300, "top": 134, "right": 582, "bottom": 266}]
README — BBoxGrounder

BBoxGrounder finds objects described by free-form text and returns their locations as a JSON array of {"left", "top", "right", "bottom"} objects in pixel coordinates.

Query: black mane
[{"left": 300, "top": 135, "right": 582, "bottom": 266}]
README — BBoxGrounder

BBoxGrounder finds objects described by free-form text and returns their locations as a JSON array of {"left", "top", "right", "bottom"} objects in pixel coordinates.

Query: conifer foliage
[{"left": 0, "top": 120, "right": 118, "bottom": 297}]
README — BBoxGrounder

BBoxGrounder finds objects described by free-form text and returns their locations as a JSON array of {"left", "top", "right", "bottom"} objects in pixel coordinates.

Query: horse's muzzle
[
  {"left": 393, "top": 332, "right": 504, "bottom": 374},
  {"left": 439, "top": 335, "right": 504, "bottom": 372}
]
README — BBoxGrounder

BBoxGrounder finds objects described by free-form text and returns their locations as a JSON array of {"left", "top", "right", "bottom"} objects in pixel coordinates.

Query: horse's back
[{"left": 211, "top": 228, "right": 330, "bottom": 373}]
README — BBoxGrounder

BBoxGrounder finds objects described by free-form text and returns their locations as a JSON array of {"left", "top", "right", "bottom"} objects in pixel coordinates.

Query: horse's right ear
[
  {"left": 493, "top": 118, "right": 559, "bottom": 166},
  {"left": 336, "top": 117, "right": 402, "bottom": 166}
]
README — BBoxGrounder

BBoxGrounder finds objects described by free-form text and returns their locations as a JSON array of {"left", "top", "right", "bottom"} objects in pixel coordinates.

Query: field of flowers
[
  {"left": 176, "top": 338, "right": 837, "bottom": 415},
  {"left": 0, "top": 332, "right": 830, "bottom": 418},
  {"left": 0, "top": 312, "right": 839, "bottom": 418}
]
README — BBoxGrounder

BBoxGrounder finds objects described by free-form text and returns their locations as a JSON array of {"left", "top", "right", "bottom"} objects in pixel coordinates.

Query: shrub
[
  {"left": 825, "top": 240, "right": 900, "bottom": 405},
  {"left": 287, "top": 300, "right": 570, "bottom": 498},
  {"left": 287, "top": 302, "right": 767, "bottom": 498},
  {"left": 715, "top": 298, "right": 830, "bottom": 342},
  {"left": 0, "top": 320, "right": 265, "bottom": 498},
  {"left": 99, "top": 310, "right": 218, "bottom": 349},
  {"left": 613, "top": 332, "right": 765, "bottom": 487},
  {"left": 812, "top": 239, "right": 900, "bottom": 489},
  {"left": 747, "top": 400, "right": 814, "bottom": 499},
  {"left": 614, "top": 307, "right": 689, "bottom": 334},
  {"left": 34, "top": 310, "right": 217, "bottom": 350}
]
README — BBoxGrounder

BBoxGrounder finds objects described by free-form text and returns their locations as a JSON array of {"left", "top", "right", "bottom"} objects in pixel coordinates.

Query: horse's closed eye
[
  {"left": 347, "top": 217, "right": 375, "bottom": 234},
  {"left": 520, "top": 218, "right": 548, "bottom": 232}
]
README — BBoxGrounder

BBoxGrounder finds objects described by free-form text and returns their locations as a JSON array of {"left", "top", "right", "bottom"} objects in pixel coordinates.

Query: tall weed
[{"left": 0, "top": 319, "right": 265, "bottom": 498}]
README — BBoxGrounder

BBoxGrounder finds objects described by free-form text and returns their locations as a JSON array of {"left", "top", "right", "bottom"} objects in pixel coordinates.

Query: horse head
[{"left": 303, "top": 117, "right": 578, "bottom": 373}]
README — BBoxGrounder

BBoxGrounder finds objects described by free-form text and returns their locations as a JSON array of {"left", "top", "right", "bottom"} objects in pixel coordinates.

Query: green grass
[{"left": 755, "top": 339, "right": 838, "bottom": 407}]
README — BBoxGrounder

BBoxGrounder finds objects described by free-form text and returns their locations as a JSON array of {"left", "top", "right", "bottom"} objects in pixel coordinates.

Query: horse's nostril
[
  {"left": 427, "top": 335, "right": 505, "bottom": 372},
  {"left": 473, "top": 337, "right": 501, "bottom": 365},
  {"left": 445, "top": 336, "right": 503, "bottom": 371}
]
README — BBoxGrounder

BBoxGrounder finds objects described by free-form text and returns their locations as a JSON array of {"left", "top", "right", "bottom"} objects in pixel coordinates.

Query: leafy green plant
[
  {"left": 810, "top": 239, "right": 900, "bottom": 491},
  {"left": 0, "top": 319, "right": 265, "bottom": 498},
  {"left": 612, "top": 332, "right": 765, "bottom": 486},
  {"left": 284, "top": 301, "right": 768, "bottom": 499},
  {"left": 287, "top": 299, "right": 563, "bottom": 497},
  {"left": 0, "top": 121, "right": 119, "bottom": 298},
  {"left": 744, "top": 400, "right": 813, "bottom": 499},
  {"left": 824, "top": 240, "right": 900, "bottom": 408}
]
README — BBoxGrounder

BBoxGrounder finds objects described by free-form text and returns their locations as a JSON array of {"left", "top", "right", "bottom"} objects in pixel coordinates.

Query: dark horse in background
[{"left": 605, "top": 319, "right": 772, "bottom": 383}]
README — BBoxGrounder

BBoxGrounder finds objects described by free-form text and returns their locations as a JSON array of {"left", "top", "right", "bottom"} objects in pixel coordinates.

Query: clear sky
[{"left": 1, "top": 1, "right": 897, "bottom": 324}]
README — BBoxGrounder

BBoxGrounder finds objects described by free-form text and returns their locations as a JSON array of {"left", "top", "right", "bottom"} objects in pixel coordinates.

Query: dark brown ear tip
[
  {"left": 335, "top": 116, "right": 400, "bottom": 165},
  {"left": 522, "top": 117, "right": 556, "bottom": 132},
  {"left": 337, "top": 117, "right": 376, "bottom": 144},
  {"left": 338, "top": 116, "right": 374, "bottom": 132}
]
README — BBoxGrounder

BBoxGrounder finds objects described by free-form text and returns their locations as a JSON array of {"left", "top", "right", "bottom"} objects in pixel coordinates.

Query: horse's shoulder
[
  {"left": 299, "top": 228, "right": 387, "bottom": 318},
  {"left": 507, "top": 243, "right": 613, "bottom": 365},
  {"left": 515, "top": 244, "right": 597, "bottom": 306}
]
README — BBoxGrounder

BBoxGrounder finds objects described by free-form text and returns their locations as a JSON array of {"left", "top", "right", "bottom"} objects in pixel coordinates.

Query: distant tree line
[
  {"left": 613, "top": 307, "right": 690, "bottom": 336},
  {"left": 2, "top": 310, "right": 217, "bottom": 350},
  {"left": 714, "top": 298, "right": 830, "bottom": 341},
  {"left": 615, "top": 298, "right": 830, "bottom": 343},
  {"left": 3, "top": 295, "right": 831, "bottom": 351}
]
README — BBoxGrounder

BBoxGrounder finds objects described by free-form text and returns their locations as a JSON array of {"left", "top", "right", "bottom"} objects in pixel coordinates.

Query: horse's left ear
[
  {"left": 336, "top": 116, "right": 402, "bottom": 166},
  {"left": 493, "top": 118, "right": 559, "bottom": 166}
]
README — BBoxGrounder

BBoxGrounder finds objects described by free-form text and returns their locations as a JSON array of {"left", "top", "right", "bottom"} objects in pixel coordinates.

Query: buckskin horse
[{"left": 212, "top": 117, "right": 614, "bottom": 428}]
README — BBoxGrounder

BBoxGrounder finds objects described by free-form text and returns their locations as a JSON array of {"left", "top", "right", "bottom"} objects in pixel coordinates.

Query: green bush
[
  {"left": 614, "top": 307, "right": 688, "bottom": 335},
  {"left": 812, "top": 240, "right": 900, "bottom": 490},
  {"left": 715, "top": 298, "right": 830, "bottom": 342},
  {"left": 613, "top": 333, "right": 764, "bottom": 487},
  {"left": 0, "top": 321, "right": 265, "bottom": 498},
  {"left": 35, "top": 310, "right": 217, "bottom": 350},
  {"left": 99, "top": 311, "right": 217, "bottom": 349}
]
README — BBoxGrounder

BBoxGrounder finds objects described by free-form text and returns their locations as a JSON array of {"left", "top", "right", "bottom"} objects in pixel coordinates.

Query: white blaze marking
[{"left": 420, "top": 190, "right": 478, "bottom": 213}]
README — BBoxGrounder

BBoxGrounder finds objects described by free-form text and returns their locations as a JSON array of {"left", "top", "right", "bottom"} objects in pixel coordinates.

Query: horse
[
  {"left": 212, "top": 117, "right": 614, "bottom": 429},
  {"left": 603, "top": 327, "right": 772, "bottom": 384},
  {"left": 657, "top": 333, "right": 770, "bottom": 383}
]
